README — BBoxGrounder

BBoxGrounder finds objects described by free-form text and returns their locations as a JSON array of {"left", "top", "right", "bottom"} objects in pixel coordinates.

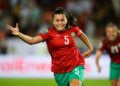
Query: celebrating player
[
  {"left": 95, "top": 23, "right": 120, "bottom": 86},
  {"left": 6, "top": 7, "right": 93, "bottom": 86}
]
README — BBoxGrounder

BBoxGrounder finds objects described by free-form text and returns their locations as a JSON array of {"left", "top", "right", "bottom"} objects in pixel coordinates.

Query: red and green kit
[
  {"left": 99, "top": 35, "right": 120, "bottom": 80},
  {"left": 99, "top": 35, "right": 120, "bottom": 64},
  {"left": 38, "top": 26, "right": 85, "bottom": 73}
]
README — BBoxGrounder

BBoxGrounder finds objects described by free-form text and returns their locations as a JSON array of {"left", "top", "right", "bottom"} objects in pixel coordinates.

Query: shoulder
[
  {"left": 69, "top": 26, "right": 81, "bottom": 30},
  {"left": 68, "top": 26, "right": 83, "bottom": 37},
  {"left": 40, "top": 27, "right": 53, "bottom": 34},
  {"left": 118, "top": 35, "right": 120, "bottom": 39},
  {"left": 101, "top": 38, "right": 108, "bottom": 45},
  {"left": 69, "top": 26, "right": 82, "bottom": 32},
  {"left": 98, "top": 38, "right": 107, "bottom": 49}
]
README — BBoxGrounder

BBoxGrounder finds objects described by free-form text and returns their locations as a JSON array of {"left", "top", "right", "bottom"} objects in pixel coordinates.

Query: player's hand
[
  {"left": 82, "top": 50, "right": 92, "bottom": 58},
  {"left": 97, "top": 65, "right": 101, "bottom": 73},
  {"left": 6, "top": 23, "right": 20, "bottom": 36}
]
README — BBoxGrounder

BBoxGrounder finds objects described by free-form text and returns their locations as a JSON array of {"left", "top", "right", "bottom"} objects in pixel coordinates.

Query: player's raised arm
[
  {"left": 79, "top": 32, "right": 93, "bottom": 58},
  {"left": 6, "top": 23, "right": 43, "bottom": 45},
  {"left": 95, "top": 50, "right": 103, "bottom": 72}
]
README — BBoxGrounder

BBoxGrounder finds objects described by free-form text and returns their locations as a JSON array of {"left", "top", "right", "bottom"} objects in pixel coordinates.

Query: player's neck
[{"left": 53, "top": 27, "right": 67, "bottom": 32}]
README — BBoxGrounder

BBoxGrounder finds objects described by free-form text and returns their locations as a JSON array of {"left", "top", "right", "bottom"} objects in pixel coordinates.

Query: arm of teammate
[
  {"left": 6, "top": 23, "right": 43, "bottom": 45},
  {"left": 79, "top": 32, "right": 93, "bottom": 58},
  {"left": 95, "top": 50, "right": 103, "bottom": 73}
]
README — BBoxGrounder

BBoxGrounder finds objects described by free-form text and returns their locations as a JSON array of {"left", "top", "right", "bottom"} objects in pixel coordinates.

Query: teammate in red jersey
[
  {"left": 6, "top": 7, "right": 93, "bottom": 86},
  {"left": 95, "top": 23, "right": 120, "bottom": 86}
]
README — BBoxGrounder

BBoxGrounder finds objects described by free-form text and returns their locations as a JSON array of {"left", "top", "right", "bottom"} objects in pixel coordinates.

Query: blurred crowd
[{"left": 0, "top": 0, "right": 120, "bottom": 54}]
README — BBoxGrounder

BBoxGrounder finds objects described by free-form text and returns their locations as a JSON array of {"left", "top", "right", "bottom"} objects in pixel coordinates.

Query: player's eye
[
  {"left": 61, "top": 19, "right": 64, "bottom": 22},
  {"left": 56, "top": 19, "right": 60, "bottom": 22}
]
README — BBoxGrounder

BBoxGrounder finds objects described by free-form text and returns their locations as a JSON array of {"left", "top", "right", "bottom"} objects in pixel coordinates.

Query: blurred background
[{"left": 0, "top": 0, "right": 120, "bottom": 86}]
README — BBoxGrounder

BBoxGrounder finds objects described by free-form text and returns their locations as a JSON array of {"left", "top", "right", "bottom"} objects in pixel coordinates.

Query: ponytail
[{"left": 67, "top": 13, "right": 77, "bottom": 27}]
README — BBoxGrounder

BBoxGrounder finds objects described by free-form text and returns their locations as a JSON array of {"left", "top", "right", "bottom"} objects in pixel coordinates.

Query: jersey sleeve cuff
[{"left": 38, "top": 33, "right": 45, "bottom": 41}]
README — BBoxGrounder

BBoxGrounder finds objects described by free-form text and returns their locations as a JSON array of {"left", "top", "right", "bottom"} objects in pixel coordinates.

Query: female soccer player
[
  {"left": 6, "top": 7, "right": 93, "bottom": 86},
  {"left": 95, "top": 23, "right": 120, "bottom": 86}
]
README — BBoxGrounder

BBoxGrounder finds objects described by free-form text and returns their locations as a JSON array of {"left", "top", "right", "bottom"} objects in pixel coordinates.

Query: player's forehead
[
  {"left": 53, "top": 14, "right": 67, "bottom": 20},
  {"left": 106, "top": 26, "right": 117, "bottom": 32}
]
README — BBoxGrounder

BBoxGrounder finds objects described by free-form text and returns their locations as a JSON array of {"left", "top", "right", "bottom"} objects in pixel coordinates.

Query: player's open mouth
[{"left": 57, "top": 25, "right": 65, "bottom": 28}]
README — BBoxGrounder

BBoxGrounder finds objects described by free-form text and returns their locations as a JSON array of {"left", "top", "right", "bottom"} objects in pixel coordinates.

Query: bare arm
[
  {"left": 79, "top": 32, "right": 93, "bottom": 58},
  {"left": 95, "top": 50, "right": 103, "bottom": 72},
  {"left": 17, "top": 33, "right": 43, "bottom": 45},
  {"left": 6, "top": 23, "right": 43, "bottom": 45}
]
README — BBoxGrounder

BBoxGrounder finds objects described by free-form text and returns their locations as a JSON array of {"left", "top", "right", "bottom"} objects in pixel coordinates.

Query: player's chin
[
  {"left": 108, "top": 37, "right": 116, "bottom": 41},
  {"left": 56, "top": 27, "right": 65, "bottom": 31}
]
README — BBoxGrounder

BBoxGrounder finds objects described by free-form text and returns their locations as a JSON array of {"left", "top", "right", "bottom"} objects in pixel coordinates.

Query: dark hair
[{"left": 52, "top": 7, "right": 77, "bottom": 29}]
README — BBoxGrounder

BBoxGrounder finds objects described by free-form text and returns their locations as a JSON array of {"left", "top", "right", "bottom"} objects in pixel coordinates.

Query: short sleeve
[
  {"left": 38, "top": 29, "right": 49, "bottom": 41},
  {"left": 98, "top": 41, "right": 106, "bottom": 52},
  {"left": 74, "top": 27, "right": 83, "bottom": 36}
]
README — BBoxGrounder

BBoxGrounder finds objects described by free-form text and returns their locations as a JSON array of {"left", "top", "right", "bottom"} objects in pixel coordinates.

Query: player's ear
[
  {"left": 52, "top": 18, "right": 55, "bottom": 25},
  {"left": 16, "top": 23, "right": 19, "bottom": 28}
]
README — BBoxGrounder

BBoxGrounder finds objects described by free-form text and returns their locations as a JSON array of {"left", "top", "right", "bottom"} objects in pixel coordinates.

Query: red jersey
[
  {"left": 39, "top": 26, "right": 85, "bottom": 73},
  {"left": 99, "top": 35, "right": 120, "bottom": 64}
]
